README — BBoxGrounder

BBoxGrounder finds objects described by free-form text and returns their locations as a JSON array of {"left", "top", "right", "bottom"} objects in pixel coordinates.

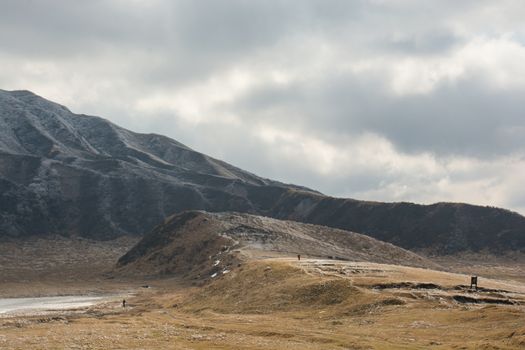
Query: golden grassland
[{"left": 1, "top": 257, "right": 525, "bottom": 350}]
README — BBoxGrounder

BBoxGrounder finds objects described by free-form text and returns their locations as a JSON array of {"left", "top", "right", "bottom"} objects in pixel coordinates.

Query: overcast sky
[{"left": 2, "top": 0, "right": 525, "bottom": 214}]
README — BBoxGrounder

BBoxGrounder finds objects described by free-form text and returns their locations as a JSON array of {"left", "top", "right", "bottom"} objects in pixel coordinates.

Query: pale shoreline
[{"left": 0, "top": 295, "right": 120, "bottom": 316}]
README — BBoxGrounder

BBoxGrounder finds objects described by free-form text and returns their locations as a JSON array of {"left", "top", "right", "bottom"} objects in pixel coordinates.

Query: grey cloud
[
  {"left": 150, "top": 115, "right": 389, "bottom": 199},
  {"left": 231, "top": 71, "right": 525, "bottom": 158},
  {"left": 382, "top": 31, "right": 464, "bottom": 55},
  {"left": 0, "top": 1, "right": 469, "bottom": 79},
  {"left": 0, "top": 1, "right": 155, "bottom": 53}
]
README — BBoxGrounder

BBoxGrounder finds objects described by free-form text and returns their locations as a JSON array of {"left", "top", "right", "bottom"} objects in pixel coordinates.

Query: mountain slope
[
  {"left": 1, "top": 89, "right": 524, "bottom": 253},
  {"left": 0, "top": 89, "right": 309, "bottom": 238},
  {"left": 267, "top": 192, "right": 525, "bottom": 252},
  {"left": 116, "top": 211, "right": 437, "bottom": 277}
]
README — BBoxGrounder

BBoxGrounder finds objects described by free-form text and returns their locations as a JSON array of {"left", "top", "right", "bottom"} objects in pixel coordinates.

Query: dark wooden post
[{"left": 470, "top": 276, "right": 478, "bottom": 291}]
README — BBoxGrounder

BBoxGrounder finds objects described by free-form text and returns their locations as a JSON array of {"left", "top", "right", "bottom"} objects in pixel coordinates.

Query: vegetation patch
[{"left": 183, "top": 261, "right": 362, "bottom": 314}]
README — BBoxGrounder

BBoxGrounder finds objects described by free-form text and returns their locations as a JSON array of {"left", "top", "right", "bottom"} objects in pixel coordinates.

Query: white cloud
[{"left": 342, "top": 34, "right": 525, "bottom": 96}]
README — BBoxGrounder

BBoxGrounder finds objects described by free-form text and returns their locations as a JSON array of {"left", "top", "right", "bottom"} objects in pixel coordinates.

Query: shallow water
[{"left": 0, "top": 295, "right": 110, "bottom": 315}]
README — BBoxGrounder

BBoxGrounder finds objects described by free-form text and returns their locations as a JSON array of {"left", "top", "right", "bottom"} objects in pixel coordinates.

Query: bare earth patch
[{"left": 0, "top": 236, "right": 139, "bottom": 297}]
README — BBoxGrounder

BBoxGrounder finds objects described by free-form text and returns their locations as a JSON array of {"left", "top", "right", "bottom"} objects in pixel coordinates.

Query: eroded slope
[{"left": 116, "top": 211, "right": 437, "bottom": 278}]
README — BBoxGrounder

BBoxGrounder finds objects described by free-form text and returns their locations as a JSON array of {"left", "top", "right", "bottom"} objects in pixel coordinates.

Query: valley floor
[{"left": 1, "top": 237, "right": 525, "bottom": 349}]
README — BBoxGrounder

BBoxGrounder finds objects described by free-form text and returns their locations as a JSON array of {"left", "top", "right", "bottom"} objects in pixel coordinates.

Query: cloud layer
[{"left": 1, "top": 0, "right": 525, "bottom": 214}]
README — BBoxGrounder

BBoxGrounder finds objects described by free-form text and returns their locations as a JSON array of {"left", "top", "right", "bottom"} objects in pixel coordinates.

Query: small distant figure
[
  {"left": 122, "top": 299, "right": 126, "bottom": 308},
  {"left": 470, "top": 276, "right": 478, "bottom": 291},
  {"left": 297, "top": 254, "right": 301, "bottom": 261}
]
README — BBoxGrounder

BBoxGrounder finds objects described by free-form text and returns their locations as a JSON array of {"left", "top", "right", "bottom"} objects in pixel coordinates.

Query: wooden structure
[{"left": 470, "top": 276, "right": 478, "bottom": 290}]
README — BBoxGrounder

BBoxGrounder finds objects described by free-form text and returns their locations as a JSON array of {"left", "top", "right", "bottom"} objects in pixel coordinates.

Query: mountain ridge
[
  {"left": 1, "top": 89, "right": 524, "bottom": 253},
  {"left": 0, "top": 89, "right": 313, "bottom": 238}
]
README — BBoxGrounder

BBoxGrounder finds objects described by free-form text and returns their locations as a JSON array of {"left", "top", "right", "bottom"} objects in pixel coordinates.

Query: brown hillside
[{"left": 116, "top": 211, "right": 438, "bottom": 279}]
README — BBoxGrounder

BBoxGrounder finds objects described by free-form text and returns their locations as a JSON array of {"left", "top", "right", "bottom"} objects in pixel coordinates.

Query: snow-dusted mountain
[
  {"left": 0, "top": 89, "right": 310, "bottom": 238},
  {"left": 1, "top": 89, "right": 524, "bottom": 253},
  {"left": 0, "top": 89, "right": 277, "bottom": 183}
]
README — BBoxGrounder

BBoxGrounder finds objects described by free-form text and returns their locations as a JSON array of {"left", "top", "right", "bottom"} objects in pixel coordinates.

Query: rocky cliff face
[{"left": 1, "top": 89, "right": 524, "bottom": 253}]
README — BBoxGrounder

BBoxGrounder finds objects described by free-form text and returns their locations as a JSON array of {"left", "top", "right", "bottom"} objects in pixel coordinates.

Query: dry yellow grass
[{"left": 2, "top": 258, "right": 525, "bottom": 349}]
